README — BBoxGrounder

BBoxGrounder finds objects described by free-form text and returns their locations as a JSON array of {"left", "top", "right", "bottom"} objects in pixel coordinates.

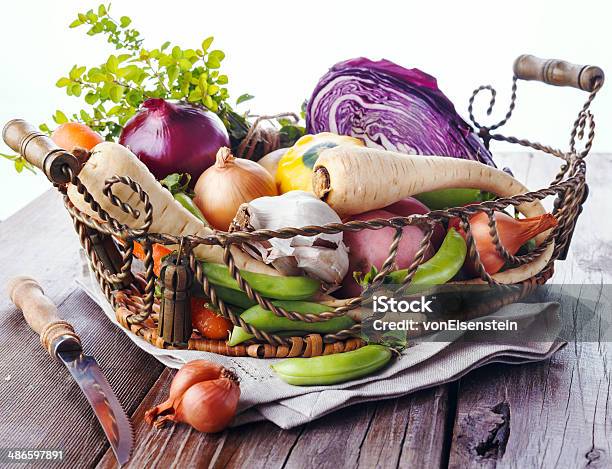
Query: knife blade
[{"left": 7, "top": 276, "right": 133, "bottom": 465}]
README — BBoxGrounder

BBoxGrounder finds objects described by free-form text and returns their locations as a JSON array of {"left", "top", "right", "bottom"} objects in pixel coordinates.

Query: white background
[{"left": 0, "top": 0, "right": 609, "bottom": 219}]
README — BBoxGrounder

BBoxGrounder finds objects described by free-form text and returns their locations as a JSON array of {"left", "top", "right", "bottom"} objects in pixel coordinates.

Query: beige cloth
[{"left": 77, "top": 262, "right": 564, "bottom": 429}]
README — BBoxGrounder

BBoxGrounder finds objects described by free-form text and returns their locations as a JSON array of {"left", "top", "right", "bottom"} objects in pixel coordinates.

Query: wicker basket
[{"left": 3, "top": 54, "right": 604, "bottom": 359}]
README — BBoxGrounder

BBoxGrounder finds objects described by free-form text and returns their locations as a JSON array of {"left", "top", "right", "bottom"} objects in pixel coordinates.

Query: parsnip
[
  {"left": 67, "top": 142, "right": 278, "bottom": 275},
  {"left": 313, "top": 146, "right": 554, "bottom": 284}
]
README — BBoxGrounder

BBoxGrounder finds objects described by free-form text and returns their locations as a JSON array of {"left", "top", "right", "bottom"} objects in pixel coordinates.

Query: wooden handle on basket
[
  {"left": 7, "top": 276, "right": 82, "bottom": 357},
  {"left": 513, "top": 54, "right": 604, "bottom": 92},
  {"left": 2, "top": 119, "right": 80, "bottom": 184}
]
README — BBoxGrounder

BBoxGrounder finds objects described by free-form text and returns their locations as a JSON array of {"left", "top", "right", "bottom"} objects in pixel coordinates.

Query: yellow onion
[{"left": 194, "top": 147, "right": 277, "bottom": 231}]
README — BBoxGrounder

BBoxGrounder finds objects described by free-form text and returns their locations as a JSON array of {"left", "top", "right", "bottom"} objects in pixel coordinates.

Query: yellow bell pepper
[{"left": 275, "top": 132, "right": 364, "bottom": 193}]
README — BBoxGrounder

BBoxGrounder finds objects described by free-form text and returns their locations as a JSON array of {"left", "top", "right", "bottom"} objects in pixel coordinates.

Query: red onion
[{"left": 119, "top": 98, "right": 230, "bottom": 180}]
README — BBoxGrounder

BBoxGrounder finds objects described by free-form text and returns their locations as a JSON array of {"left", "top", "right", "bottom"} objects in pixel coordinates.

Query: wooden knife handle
[
  {"left": 7, "top": 276, "right": 82, "bottom": 357},
  {"left": 2, "top": 119, "right": 81, "bottom": 184},
  {"left": 513, "top": 54, "right": 604, "bottom": 92}
]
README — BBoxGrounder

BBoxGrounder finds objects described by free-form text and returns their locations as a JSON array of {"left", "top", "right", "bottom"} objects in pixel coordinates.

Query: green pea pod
[
  {"left": 415, "top": 188, "right": 486, "bottom": 210},
  {"left": 173, "top": 192, "right": 207, "bottom": 223},
  {"left": 227, "top": 300, "right": 355, "bottom": 346},
  {"left": 202, "top": 263, "right": 321, "bottom": 301},
  {"left": 213, "top": 285, "right": 257, "bottom": 309},
  {"left": 386, "top": 228, "right": 467, "bottom": 291},
  {"left": 271, "top": 345, "right": 392, "bottom": 386},
  {"left": 228, "top": 327, "right": 312, "bottom": 346}
]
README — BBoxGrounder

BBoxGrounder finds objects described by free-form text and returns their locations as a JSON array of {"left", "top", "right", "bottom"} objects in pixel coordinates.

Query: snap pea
[
  {"left": 227, "top": 301, "right": 355, "bottom": 346},
  {"left": 228, "top": 327, "right": 312, "bottom": 346},
  {"left": 201, "top": 263, "right": 320, "bottom": 301},
  {"left": 213, "top": 285, "right": 257, "bottom": 309},
  {"left": 271, "top": 345, "right": 392, "bottom": 386},
  {"left": 415, "top": 188, "right": 492, "bottom": 210},
  {"left": 386, "top": 228, "right": 467, "bottom": 291},
  {"left": 173, "top": 192, "right": 207, "bottom": 223}
]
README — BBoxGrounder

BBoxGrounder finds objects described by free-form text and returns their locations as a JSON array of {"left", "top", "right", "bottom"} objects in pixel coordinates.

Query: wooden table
[{"left": 1, "top": 153, "right": 610, "bottom": 469}]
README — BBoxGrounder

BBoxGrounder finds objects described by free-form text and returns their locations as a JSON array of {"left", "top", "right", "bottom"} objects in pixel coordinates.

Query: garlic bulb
[{"left": 233, "top": 191, "right": 349, "bottom": 285}]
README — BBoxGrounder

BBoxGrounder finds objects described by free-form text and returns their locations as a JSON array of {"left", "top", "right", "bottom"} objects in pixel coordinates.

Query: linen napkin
[{"left": 77, "top": 261, "right": 564, "bottom": 430}]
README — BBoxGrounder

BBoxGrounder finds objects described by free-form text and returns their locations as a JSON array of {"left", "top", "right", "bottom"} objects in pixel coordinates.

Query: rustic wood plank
[
  {"left": 265, "top": 386, "right": 451, "bottom": 469},
  {"left": 360, "top": 385, "right": 453, "bottom": 469},
  {"left": 0, "top": 190, "right": 165, "bottom": 469},
  {"left": 448, "top": 153, "right": 612, "bottom": 468}
]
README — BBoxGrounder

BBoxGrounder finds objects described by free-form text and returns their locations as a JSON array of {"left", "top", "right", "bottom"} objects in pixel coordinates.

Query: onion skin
[
  {"left": 119, "top": 98, "right": 230, "bottom": 181},
  {"left": 455, "top": 211, "right": 558, "bottom": 275},
  {"left": 194, "top": 147, "right": 277, "bottom": 231},
  {"left": 172, "top": 374, "right": 240, "bottom": 433},
  {"left": 151, "top": 368, "right": 241, "bottom": 433},
  {"left": 144, "top": 360, "right": 223, "bottom": 425}
]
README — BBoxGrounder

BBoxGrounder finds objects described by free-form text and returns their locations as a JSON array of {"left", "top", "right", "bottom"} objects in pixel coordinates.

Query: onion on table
[{"left": 145, "top": 360, "right": 240, "bottom": 433}]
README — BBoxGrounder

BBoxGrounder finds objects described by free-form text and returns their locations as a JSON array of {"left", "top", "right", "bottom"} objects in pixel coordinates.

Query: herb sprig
[{"left": 43, "top": 3, "right": 245, "bottom": 141}]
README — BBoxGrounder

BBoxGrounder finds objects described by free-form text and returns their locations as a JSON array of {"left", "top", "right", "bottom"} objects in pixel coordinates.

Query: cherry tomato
[{"left": 191, "top": 297, "right": 233, "bottom": 340}]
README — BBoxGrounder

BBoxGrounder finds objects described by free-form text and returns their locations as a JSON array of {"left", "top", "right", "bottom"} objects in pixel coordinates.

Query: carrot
[
  {"left": 313, "top": 146, "right": 554, "bottom": 284},
  {"left": 67, "top": 142, "right": 278, "bottom": 276}
]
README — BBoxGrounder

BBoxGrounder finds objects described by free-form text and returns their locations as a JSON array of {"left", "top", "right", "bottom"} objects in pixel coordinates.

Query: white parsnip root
[
  {"left": 313, "top": 146, "right": 555, "bottom": 284},
  {"left": 67, "top": 142, "right": 279, "bottom": 276}
]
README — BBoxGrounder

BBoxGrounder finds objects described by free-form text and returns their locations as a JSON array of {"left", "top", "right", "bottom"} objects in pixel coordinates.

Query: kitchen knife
[{"left": 7, "top": 276, "right": 133, "bottom": 465}]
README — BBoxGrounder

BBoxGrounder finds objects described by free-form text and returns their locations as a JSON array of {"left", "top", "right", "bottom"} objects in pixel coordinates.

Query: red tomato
[{"left": 191, "top": 297, "right": 232, "bottom": 340}]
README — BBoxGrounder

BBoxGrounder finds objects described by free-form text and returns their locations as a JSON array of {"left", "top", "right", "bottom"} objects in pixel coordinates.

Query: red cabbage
[{"left": 306, "top": 58, "right": 495, "bottom": 166}]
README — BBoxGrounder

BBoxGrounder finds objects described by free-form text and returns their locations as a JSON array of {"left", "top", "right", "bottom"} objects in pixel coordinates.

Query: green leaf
[
  {"left": 69, "top": 65, "right": 86, "bottom": 80},
  {"left": 54, "top": 110, "right": 68, "bottom": 124},
  {"left": 207, "top": 84, "right": 219, "bottom": 95},
  {"left": 39, "top": 123, "right": 50, "bottom": 133},
  {"left": 236, "top": 93, "right": 254, "bottom": 105},
  {"left": 201, "top": 36, "right": 214, "bottom": 52},
  {"left": 120, "top": 16, "right": 131, "bottom": 27},
  {"left": 217, "top": 74, "right": 228, "bottom": 85},
  {"left": 208, "top": 50, "right": 225, "bottom": 62},
  {"left": 55, "top": 77, "right": 71, "bottom": 88},
  {"left": 171, "top": 46, "right": 182, "bottom": 59},
  {"left": 160, "top": 173, "right": 191, "bottom": 194},
  {"left": 188, "top": 89, "right": 202, "bottom": 102},
  {"left": 80, "top": 110, "right": 91, "bottom": 121},
  {"left": 126, "top": 89, "right": 143, "bottom": 107},
  {"left": 106, "top": 55, "right": 119, "bottom": 73},
  {"left": 86, "top": 11, "right": 98, "bottom": 22},
  {"left": 161, "top": 41, "right": 171, "bottom": 51},
  {"left": 109, "top": 85, "right": 124, "bottom": 103},
  {"left": 203, "top": 95, "right": 213, "bottom": 109},
  {"left": 206, "top": 58, "right": 221, "bottom": 69},
  {"left": 98, "top": 4, "right": 107, "bottom": 16},
  {"left": 69, "top": 19, "right": 82, "bottom": 28},
  {"left": 78, "top": 13, "right": 87, "bottom": 22},
  {"left": 71, "top": 84, "right": 82, "bottom": 96},
  {"left": 85, "top": 92, "right": 98, "bottom": 105},
  {"left": 167, "top": 65, "right": 179, "bottom": 86},
  {"left": 178, "top": 58, "right": 192, "bottom": 71}
]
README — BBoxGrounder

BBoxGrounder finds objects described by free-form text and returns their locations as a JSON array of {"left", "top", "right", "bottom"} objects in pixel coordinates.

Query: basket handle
[
  {"left": 513, "top": 54, "right": 604, "bottom": 92},
  {"left": 2, "top": 119, "right": 80, "bottom": 184}
]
